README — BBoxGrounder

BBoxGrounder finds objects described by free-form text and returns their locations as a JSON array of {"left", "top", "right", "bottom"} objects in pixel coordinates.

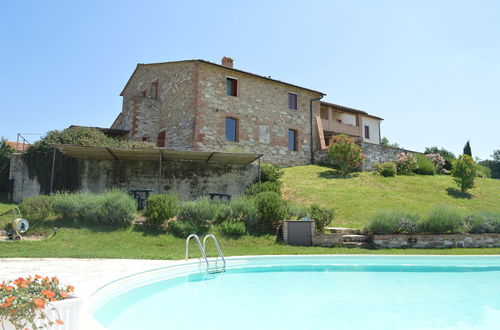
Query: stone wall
[
  {"left": 194, "top": 62, "right": 323, "bottom": 166},
  {"left": 9, "top": 155, "right": 258, "bottom": 202},
  {"left": 113, "top": 62, "right": 198, "bottom": 149},
  {"left": 360, "top": 142, "right": 420, "bottom": 171},
  {"left": 112, "top": 60, "right": 324, "bottom": 166},
  {"left": 372, "top": 234, "right": 500, "bottom": 249},
  {"left": 311, "top": 233, "right": 343, "bottom": 247}
]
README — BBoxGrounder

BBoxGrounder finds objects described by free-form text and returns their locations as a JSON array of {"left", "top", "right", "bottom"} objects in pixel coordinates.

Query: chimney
[{"left": 221, "top": 57, "right": 234, "bottom": 68}]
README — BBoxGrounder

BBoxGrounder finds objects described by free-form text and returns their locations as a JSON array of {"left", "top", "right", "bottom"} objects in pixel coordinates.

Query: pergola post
[
  {"left": 157, "top": 151, "right": 163, "bottom": 193},
  {"left": 49, "top": 148, "right": 56, "bottom": 194}
]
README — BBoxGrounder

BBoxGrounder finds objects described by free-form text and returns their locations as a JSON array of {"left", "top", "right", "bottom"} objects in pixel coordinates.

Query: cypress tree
[{"left": 463, "top": 140, "right": 472, "bottom": 157}]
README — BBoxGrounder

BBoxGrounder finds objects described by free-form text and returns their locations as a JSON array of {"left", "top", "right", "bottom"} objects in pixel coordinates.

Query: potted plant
[{"left": 0, "top": 275, "right": 79, "bottom": 330}]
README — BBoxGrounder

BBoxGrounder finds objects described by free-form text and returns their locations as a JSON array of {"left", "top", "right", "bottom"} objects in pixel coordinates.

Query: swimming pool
[{"left": 90, "top": 256, "right": 500, "bottom": 330}]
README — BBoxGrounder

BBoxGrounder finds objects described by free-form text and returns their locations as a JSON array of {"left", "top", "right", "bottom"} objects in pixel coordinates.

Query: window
[
  {"left": 141, "top": 89, "right": 147, "bottom": 97},
  {"left": 288, "top": 129, "right": 297, "bottom": 151},
  {"left": 156, "top": 131, "right": 166, "bottom": 147},
  {"left": 225, "top": 117, "right": 238, "bottom": 142},
  {"left": 150, "top": 81, "right": 159, "bottom": 99},
  {"left": 364, "top": 125, "right": 370, "bottom": 139},
  {"left": 288, "top": 93, "right": 297, "bottom": 110},
  {"left": 226, "top": 78, "right": 238, "bottom": 96},
  {"left": 320, "top": 108, "right": 329, "bottom": 120}
]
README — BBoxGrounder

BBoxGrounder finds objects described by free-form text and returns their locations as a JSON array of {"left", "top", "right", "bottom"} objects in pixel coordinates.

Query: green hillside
[{"left": 281, "top": 165, "right": 500, "bottom": 228}]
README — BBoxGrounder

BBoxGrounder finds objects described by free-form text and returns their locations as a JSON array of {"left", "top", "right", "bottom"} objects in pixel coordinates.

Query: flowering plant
[
  {"left": 0, "top": 275, "right": 74, "bottom": 330},
  {"left": 395, "top": 152, "right": 417, "bottom": 174},
  {"left": 426, "top": 153, "right": 447, "bottom": 174},
  {"left": 328, "top": 134, "right": 365, "bottom": 174}
]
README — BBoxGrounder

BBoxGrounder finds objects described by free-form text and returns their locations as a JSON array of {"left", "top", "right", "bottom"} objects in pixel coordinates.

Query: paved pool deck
[{"left": 0, "top": 258, "right": 185, "bottom": 329}]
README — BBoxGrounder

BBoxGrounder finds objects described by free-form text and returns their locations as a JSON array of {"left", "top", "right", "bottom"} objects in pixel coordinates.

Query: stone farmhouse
[{"left": 111, "top": 57, "right": 383, "bottom": 166}]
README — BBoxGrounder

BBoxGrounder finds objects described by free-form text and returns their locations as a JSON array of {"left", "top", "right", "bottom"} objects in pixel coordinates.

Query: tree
[
  {"left": 451, "top": 155, "right": 477, "bottom": 193},
  {"left": 380, "top": 137, "right": 400, "bottom": 148},
  {"left": 0, "top": 138, "right": 15, "bottom": 192},
  {"left": 328, "top": 134, "right": 365, "bottom": 174},
  {"left": 463, "top": 141, "right": 472, "bottom": 157}
]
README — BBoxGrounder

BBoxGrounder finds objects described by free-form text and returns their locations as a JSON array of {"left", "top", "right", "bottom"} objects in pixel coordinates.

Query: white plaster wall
[
  {"left": 361, "top": 116, "right": 380, "bottom": 144},
  {"left": 331, "top": 112, "right": 356, "bottom": 126}
]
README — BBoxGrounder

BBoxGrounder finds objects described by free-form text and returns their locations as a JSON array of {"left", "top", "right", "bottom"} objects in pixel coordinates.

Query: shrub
[
  {"left": 414, "top": 154, "right": 436, "bottom": 175},
  {"left": 309, "top": 204, "right": 334, "bottom": 233},
  {"left": 169, "top": 220, "right": 204, "bottom": 237},
  {"left": 286, "top": 203, "right": 309, "bottom": 220},
  {"left": 229, "top": 197, "right": 259, "bottom": 233},
  {"left": 375, "top": 162, "right": 396, "bottom": 177},
  {"left": 426, "top": 153, "right": 446, "bottom": 174},
  {"left": 143, "top": 194, "right": 179, "bottom": 228},
  {"left": 328, "top": 134, "right": 365, "bottom": 174},
  {"left": 463, "top": 140, "right": 472, "bottom": 157},
  {"left": 0, "top": 138, "right": 15, "bottom": 192},
  {"left": 260, "top": 163, "right": 284, "bottom": 182},
  {"left": 476, "top": 165, "right": 491, "bottom": 178},
  {"left": 175, "top": 198, "right": 218, "bottom": 235},
  {"left": 451, "top": 155, "right": 477, "bottom": 193},
  {"left": 19, "top": 195, "right": 54, "bottom": 224},
  {"left": 395, "top": 152, "right": 417, "bottom": 174},
  {"left": 464, "top": 212, "right": 500, "bottom": 233},
  {"left": 365, "top": 210, "right": 418, "bottom": 234},
  {"left": 245, "top": 181, "right": 282, "bottom": 196},
  {"left": 417, "top": 207, "right": 464, "bottom": 234},
  {"left": 214, "top": 203, "right": 233, "bottom": 224},
  {"left": 479, "top": 159, "right": 500, "bottom": 179},
  {"left": 255, "top": 191, "right": 287, "bottom": 233},
  {"left": 424, "top": 146, "right": 456, "bottom": 171},
  {"left": 219, "top": 220, "right": 246, "bottom": 237},
  {"left": 53, "top": 190, "right": 136, "bottom": 225}
]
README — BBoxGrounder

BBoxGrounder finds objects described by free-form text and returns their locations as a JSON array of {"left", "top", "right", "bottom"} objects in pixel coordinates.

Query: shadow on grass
[
  {"left": 55, "top": 217, "right": 129, "bottom": 233},
  {"left": 132, "top": 223, "right": 168, "bottom": 237},
  {"left": 318, "top": 170, "right": 359, "bottom": 179},
  {"left": 446, "top": 188, "right": 473, "bottom": 199}
]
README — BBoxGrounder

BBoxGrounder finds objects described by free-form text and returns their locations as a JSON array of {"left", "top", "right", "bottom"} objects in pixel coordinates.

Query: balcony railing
[{"left": 321, "top": 119, "right": 361, "bottom": 137}]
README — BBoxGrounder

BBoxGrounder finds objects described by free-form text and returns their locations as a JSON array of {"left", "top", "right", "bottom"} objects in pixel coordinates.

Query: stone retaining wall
[
  {"left": 311, "top": 234, "right": 343, "bottom": 247},
  {"left": 372, "top": 234, "right": 500, "bottom": 249}
]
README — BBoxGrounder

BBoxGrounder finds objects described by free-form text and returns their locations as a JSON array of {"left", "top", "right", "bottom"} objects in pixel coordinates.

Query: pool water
[{"left": 91, "top": 256, "right": 500, "bottom": 330}]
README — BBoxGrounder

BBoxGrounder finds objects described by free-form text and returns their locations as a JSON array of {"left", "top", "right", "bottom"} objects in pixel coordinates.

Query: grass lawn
[
  {"left": 1, "top": 168, "right": 500, "bottom": 259},
  {"left": 281, "top": 165, "right": 500, "bottom": 228}
]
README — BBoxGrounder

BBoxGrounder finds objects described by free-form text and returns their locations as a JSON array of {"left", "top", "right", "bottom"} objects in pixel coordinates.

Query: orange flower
[
  {"left": 52, "top": 276, "right": 59, "bottom": 284},
  {"left": 41, "top": 290, "right": 55, "bottom": 298},
  {"left": 8, "top": 309, "right": 17, "bottom": 314},
  {"left": 33, "top": 298, "right": 45, "bottom": 309},
  {"left": 66, "top": 285, "right": 75, "bottom": 293},
  {"left": 55, "top": 319, "right": 64, "bottom": 325},
  {"left": 5, "top": 296, "right": 15, "bottom": 303},
  {"left": 13, "top": 278, "right": 27, "bottom": 287},
  {"left": 0, "top": 302, "right": 11, "bottom": 308},
  {"left": 61, "top": 292, "right": 68, "bottom": 298},
  {"left": 5, "top": 286, "right": 13, "bottom": 291},
  {"left": 35, "top": 275, "right": 42, "bottom": 279}
]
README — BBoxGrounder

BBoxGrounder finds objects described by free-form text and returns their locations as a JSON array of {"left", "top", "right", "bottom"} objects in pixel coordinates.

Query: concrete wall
[
  {"left": 9, "top": 154, "right": 41, "bottom": 202},
  {"left": 360, "top": 116, "right": 380, "bottom": 144},
  {"left": 9, "top": 155, "right": 258, "bottom": 202},
  {"left": 331, "top": 111, "right": 356, "bottom": 126}
]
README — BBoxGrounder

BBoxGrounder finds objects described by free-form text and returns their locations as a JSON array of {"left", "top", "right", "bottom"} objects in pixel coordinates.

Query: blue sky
[{"left": 0, "top": 0, "right": 498, "bottom": 159}]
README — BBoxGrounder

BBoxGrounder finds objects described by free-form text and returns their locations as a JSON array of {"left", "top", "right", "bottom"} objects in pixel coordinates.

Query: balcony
[{"left": 321, "top": 119, "right": 361, "bottom": 137}]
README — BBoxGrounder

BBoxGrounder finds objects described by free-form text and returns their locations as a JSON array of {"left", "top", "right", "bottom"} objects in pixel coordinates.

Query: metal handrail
[
  {"left": 185, "top": 234, "right": 209, "bottom": 270},
  {"left": 203, "top": 234, "right": 226, "bottom": 271}
]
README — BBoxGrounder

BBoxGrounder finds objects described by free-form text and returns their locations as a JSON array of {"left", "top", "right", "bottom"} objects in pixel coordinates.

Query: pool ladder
[{"left": 186, "top": 234, "right": 226, "bottom": 273}]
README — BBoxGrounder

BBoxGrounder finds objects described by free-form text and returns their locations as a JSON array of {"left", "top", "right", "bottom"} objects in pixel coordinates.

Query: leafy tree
[
  {"left": 328, "top": 134, "right": 365, "bottom": 174},
  {"left": 424, "top": 146, "right": 456, "bottom": 171},
  {"left": 479, "top": 149, "right": 500, "bottom": 179},
  {"left": 380, "top": 137, "right": 400, "bottom": 148},
  {"left": 463, "top": 141, "right": 472, "bottom": 157},
  {"left": 0, "top": 138, "right": 15, "bottom": 192},
  {"left": 451, "top": 155, "right": 477, "bottom": 193}
]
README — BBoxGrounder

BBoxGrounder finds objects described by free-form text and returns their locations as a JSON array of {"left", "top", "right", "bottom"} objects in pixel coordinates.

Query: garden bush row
[
  {"left": 19, "top": 190, "right": 137, "bottom": 226},
  {"left": 365, "top": 207, "right": 500, "bottom": 235}
]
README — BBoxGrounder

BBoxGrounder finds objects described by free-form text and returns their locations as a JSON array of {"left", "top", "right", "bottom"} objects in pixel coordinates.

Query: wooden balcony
[{"left": 321, "top": 119, "right": 361, "bottom": 137}]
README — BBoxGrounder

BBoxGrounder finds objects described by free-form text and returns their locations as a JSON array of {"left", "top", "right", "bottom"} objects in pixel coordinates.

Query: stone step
[
  {"left": 326, "top": 227, "right": 360, "bottom": 235},
  {"left": 343, "top": 234, "right": 369, "bottom": 242},
  {"left": 341, "top": 242, "right": 371, "bottom": 248}
]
